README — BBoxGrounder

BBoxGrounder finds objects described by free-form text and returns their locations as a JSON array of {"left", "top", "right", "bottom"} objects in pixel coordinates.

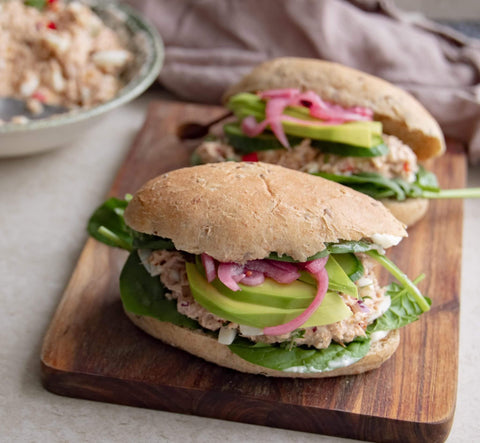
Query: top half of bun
[
  {"left": 124, "top": 162, "right": 406, "bottom": 263},
  {"left": 223, "top": 57, "right": 445, "bottom": 161}
]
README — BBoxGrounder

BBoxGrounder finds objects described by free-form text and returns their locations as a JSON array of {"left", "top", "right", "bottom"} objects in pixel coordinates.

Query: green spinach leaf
[
  {"left": 314, "top": 166, "right": 440, "bottom": 201},
  {"left": 229, "top": 336, "right": 370, "bottom": 372},
  {"left": 88, "top": 196, "right": 176, "bottom": 252},
  {"left": 132, "top": 232, "right": 176, "bottom": 250},
  {"left": 87, "top": 197, "right": 133, "bottom": 250},
  {"left": 119, "top": 251, "right": 198, "bottom": 329},
  {"left": 367, "top": 281, "right": 432, "bottom": 333}
]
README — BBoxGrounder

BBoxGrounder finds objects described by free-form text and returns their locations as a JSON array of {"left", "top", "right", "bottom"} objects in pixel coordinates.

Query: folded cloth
[{"left": 125, "top": 0, "right": 480, "bottom": 163}]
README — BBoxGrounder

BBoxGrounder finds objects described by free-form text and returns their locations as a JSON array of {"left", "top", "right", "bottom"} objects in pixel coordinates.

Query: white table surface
[{"left": 1, "top": 89, "right": 479, "bottom": 442}]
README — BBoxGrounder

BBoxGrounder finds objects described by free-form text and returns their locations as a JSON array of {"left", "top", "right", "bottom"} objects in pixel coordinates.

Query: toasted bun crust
[
  {"left": 126, "top": 311, "right": 400, "bottom": 378},
  {"left": 124, "top": 162, "right": 406, "bottom": 263},
  {"left": 382, "top": 198, "right": 429, "bottom": 227},
  {"left": 223, "top": 57, "right": 445, "bottom": 161}
]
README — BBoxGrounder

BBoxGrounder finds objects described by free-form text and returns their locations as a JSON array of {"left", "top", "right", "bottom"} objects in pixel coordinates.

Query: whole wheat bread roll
[{"left": 381, "top": 198, "right": 430, "bottom": 227}]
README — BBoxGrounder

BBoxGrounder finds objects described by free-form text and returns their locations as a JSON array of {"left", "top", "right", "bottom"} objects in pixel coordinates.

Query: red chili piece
[
  {"left": 32, "top": 91, "right": 46, "bottom": 102},
  {"left": 241, "top": 152, "right": 259, "bottom": 162}
]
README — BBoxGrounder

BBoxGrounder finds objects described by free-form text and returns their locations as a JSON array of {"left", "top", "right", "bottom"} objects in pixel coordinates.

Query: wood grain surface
[{"left": 41, "top": 100, "right": 464, "bottom": 442}]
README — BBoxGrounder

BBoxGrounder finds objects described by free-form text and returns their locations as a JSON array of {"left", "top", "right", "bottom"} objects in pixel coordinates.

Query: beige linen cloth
[{"left": 126, "top": 0, "right": 480, "bottom": 163}]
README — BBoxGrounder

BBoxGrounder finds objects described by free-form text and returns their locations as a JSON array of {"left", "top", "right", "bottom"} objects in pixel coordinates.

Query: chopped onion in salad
[{"left": 218, "top": 327, "right": 237, "bottom": 345}]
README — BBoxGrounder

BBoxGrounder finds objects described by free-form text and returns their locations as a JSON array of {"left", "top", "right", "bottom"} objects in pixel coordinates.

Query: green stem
[
  {"left": 365, "top": 250, "right": 430, "bottom": 312},
  {"left": 421, "top": 188, "right": 480, "bottom": 199},
  {"left": 97, "top": 226, "right": 132, "bottom": 251},
  {"left": 413, "top": 274, "right": 426, "bottom": 285}
]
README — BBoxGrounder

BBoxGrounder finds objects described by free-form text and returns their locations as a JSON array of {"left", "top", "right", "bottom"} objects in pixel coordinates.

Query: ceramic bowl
[{"left": 0, "top": 1, "right": 164, "bottom": 157}]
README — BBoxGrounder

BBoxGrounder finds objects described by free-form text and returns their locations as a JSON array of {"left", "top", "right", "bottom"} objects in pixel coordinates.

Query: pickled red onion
[
  {"left": 293, "top": 90, "right": 373, "bottom": 122},
  {"left": 263, "top": 267, "right": 329, "bottom": 336},
  {"left": 241, "top": 97, "right": 291, "bottom": 148},
  {"left": 354, "top": 299, "right": 370, "bottom": 314},
  {"left": 217, "top": 262, "right": 245, "bottom": 291},
  {"left": 259, "top": 89, "right": 299, "bottom": 99},
  {"left": 239, "top": 270, "right": 265, "bottom": 286},
  {"left": 303, "top": 257, "right": 328, "bottom": 274},
  {"left": 240, "top": 88, "right": 374, "bottom": 149},
  {"left": 201, "top": 253, "right": 216, "bottom": 282},
  {"left": 265, "top": 97, "right": 291, "bottom": 148},
  {"left": 241, "top": 115, "right": 268, "bottom": 137},
  {"left": 245, "top": 259, "right": 300, "bottom": 284}
]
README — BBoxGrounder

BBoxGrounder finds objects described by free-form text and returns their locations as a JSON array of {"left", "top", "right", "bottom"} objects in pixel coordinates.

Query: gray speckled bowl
[{"left": 0, "top": 1, "right": 164, "bottom": 157}]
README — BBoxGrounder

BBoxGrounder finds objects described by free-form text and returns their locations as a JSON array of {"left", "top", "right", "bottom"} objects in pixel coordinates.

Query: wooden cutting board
[{"left": 41, "top": 100, "right": 464, "bottom": 442}]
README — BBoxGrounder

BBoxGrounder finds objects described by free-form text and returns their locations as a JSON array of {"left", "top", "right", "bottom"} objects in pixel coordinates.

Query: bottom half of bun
[
  {"left": 125, "top": 311, "right": 400, "bottom": 378},
  {"left": 381, "top": 198, "right": 429, "bottom": 227}
]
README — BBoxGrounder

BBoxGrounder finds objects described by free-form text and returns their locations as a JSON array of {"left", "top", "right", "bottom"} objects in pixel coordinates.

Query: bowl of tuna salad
[{"left": 0, "top": 0, "right": 163, "bottom": 156}]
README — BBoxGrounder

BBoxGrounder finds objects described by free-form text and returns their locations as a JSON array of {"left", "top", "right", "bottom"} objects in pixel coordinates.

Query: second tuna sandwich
[{"left": 194, "top": 57, "right": 480, "bottom": 226}]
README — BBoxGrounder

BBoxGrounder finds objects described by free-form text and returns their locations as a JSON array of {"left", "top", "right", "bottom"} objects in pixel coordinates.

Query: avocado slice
[
  {"left": 223, "top": 122, "right": 388, "bottom": 157},
  {"left": 186, "top": 263, "right": 352, "bottom": 329},
  {"left": 213, "top": 277, "right": 318, "bottom": 309},
  {"left": 332, "top": 253, "right": 365, "bottom": 282},
  {"left": 282, "top": 121, "right": 383, "bottom": 149},
  {"left": 298, "top": 256, "right": 358, "bottom": 298}
]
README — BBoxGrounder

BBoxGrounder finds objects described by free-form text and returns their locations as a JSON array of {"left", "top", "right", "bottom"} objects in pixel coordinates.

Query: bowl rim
[{"left": 0, "top": 1, "right": 164, "bottom": 134}]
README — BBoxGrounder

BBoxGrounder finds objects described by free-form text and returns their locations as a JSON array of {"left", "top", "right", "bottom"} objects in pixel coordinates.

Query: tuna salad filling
[
  {"left": 142, "top": 249, "right": 391, "bottom": 350},
  {"left": 193, "top": 134, "right": 418, "bottom": 183},
  {"left": 0, "top": 0, "right": 132, "bottom": 123}
]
